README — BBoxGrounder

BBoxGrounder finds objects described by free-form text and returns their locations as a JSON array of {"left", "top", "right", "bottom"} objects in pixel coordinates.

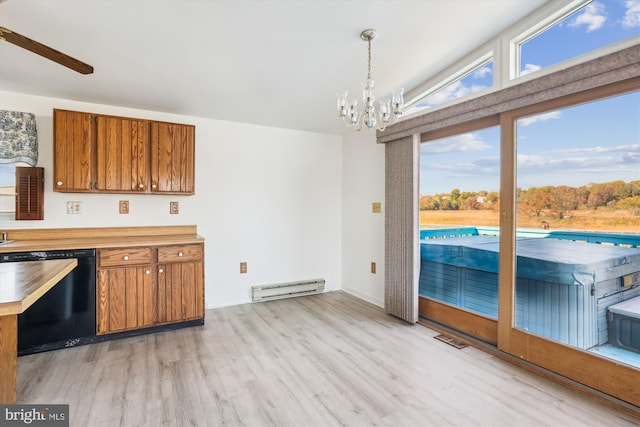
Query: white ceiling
[{"left": 0, "top": 0, "right": 550, "bottom": 135}]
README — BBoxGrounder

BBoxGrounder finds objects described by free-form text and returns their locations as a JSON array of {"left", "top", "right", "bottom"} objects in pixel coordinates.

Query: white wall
[
  {"left": 0, "top": 91, "right": 343, "bottom": 309},
  {"left": 341, "top": 131, "right": 386, "bottom": 307}
]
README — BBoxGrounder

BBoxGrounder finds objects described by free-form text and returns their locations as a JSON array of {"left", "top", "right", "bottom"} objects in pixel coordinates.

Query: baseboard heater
[{"left": 251, "top": 279, "right": 325, "bottom": 302}]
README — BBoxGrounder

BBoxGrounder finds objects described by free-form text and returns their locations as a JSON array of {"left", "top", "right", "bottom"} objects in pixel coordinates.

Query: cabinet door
[
  {"left": 53, "top": 109, "right": 95, "bottom": 192},
  {"left": 96, "top": 116, "right": 149, "bottom": 192},
  {"left": 156, "top": 261, "right": 204, "bottom": 323},
  {"left": 150, "top": 122, "right": 195, "bottom": 194},
  {"left": 97, "top": 266, "right": 154, "bottom": 334}
]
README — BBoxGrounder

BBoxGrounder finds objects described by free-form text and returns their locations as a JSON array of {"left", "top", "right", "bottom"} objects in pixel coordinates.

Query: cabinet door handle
[
  {"left": 123, "top": 255, "right": 129, "bottom": 261},
  {"left": 138, "top": 184, "right": 144, "bottom": 189},
  {"left": 178, "top": 252, "right": 183, "bottom": 257},
  {"left": 159, "top": 268, "right": 164, "bottom": 273},
  {"left": 145, "top": 270, "right": 151, "bottom": 275},
  {"left": 56, "top": 181, "right": 63, "bottom": 186},
  {"left": 152, "top": 184, "right": 157, "bottom": 189}
]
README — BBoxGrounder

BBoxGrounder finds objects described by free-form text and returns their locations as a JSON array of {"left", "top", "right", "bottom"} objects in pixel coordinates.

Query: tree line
[{"left": 420, "top": 180, "right": 640, "bottom": 217}]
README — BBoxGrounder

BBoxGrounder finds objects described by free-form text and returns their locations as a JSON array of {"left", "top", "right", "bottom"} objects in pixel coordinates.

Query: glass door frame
[
  {"left": 418, "top": 78, "right": 640, "bottom": 407},
  {"left": 497, "top": 79, "right": 640, "bottom": 407},
  {"left": 418, "top": 116, "right": 500, "bottom": 345}
]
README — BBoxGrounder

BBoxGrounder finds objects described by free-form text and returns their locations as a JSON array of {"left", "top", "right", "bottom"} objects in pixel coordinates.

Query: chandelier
[{"left": 336, "top": 29, "right": 404, "bottom": 132}]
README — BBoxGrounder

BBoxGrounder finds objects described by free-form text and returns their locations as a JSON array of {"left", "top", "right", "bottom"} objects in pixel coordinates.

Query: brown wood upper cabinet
[
  {"left": 96, "top": 115, "right": 148, "bottom": 192},
  {"left": 53, "top": 110, "right": 95, "bottom": 192},
  {"left": 150, "top": 121, "right": 195, "bottom": 194},
  {"left": 54, "top": 109, "right": 195, "bottom": 195}
]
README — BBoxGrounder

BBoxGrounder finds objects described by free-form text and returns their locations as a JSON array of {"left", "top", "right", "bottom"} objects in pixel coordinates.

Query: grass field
[{"left": 420, "top": 209, "right": 640, "bottom": 234}]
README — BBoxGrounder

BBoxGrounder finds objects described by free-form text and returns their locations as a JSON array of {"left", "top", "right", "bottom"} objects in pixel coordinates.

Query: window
[
  {"left": 0, "top": 163, "right": 17, "bottom": 213},
  {"left": 402, "top": 1, "right": 638, "bottom": 121},
  {"left": 515, "top": 0, "right": 639, "bottom": 78},
  {"left": 405, "top": 55, "right": 494, "bottom": 117}
]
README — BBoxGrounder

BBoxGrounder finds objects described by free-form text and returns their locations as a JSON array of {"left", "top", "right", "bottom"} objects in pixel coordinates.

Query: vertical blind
[{"left": 384, "top": 134, "right": 420, "bottom": 323}]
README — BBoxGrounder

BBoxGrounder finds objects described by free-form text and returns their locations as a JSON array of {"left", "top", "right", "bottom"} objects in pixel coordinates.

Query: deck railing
[{"left": 419, "top": 226, "right": 640, "bottom": 248}]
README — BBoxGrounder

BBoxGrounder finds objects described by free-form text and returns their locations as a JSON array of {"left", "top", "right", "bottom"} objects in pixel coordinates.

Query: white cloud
[
  {"left": 517, "top": 153, "right": 624, "bottom": 171},
  {"left": 516, "top": 143, "right": 640, "bottom": 179},
  {"left": 473, "top": 66, "right": 492, "bottom": 79},
  {"left": 421, "top": 132, "right": 491, "bottom": 154},
  {"left": 521, "top": 63, "right": 541, "bottom": 76},
  {"left": 568, "top": 1, "right": 607, "bottom": 32},
  {"left": 519, "top": 111, "right": 562, "bottom": 126},
  {"left": 622, "top": 0, "right": 640, "bottom": 27},
  {"left": 423, "top": 78, "right": 489, "bottom": 107},
  {"left": 552, "top": 144, "right": 640, "bottom": 154},
  {"left": 516, "top": 153, "right": 548, "bottom": 168}
]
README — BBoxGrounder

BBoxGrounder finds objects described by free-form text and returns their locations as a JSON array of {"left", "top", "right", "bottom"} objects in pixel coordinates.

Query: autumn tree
[
  {"left": 616, "top": 196, "right": 640, "bottom": 215},
  {"left": 575, "top": 185, "right": 591, "bottom": 209},
  {"left": 449, "top": 188, "right": 461, "bottom": 210},
  {"left": 549, "top": 185, "right": 577, "bottom": 219},
  {"left": 518, "top": 186, "right": 550, "bottom": 217},
  {"left": 588, "top": 182, "right": 618, "bottom": 208}
]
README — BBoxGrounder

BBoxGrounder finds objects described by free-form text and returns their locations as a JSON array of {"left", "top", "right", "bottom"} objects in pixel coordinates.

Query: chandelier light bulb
[{"left": 336, "top": 29, "right": 404, "bottom": 131}]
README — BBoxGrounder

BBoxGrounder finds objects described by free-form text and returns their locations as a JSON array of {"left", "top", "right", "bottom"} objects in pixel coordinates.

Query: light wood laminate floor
[{"left": 17, "top": 291, "right": 639, "bottom": 426}]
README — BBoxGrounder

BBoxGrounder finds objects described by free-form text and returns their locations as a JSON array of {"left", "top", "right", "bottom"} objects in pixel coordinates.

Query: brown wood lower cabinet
[
  {"left": 157, "top": 261, "right": 204, "bottom": 323},
  {"left": 97, "top": 265, "right": 154, "bottom": 333},
  {"left": 97, "top": 243, "right": 204, "bottom": 335}
]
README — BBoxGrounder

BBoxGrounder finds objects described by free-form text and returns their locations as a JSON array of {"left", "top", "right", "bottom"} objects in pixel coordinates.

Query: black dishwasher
[{"left": 0, "top": 249, "right": 96, "bottom": 355}]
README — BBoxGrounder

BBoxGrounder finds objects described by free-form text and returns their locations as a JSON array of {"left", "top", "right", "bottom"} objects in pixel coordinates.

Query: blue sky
[{"left": 420, "top": 0, "right": 640, "bottom": 195}]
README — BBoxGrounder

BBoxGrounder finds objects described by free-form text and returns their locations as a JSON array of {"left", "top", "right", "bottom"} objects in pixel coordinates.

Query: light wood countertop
[
  {"left": 0, "top": 225, "right": 204, "bottom": 254},
  {"left": 0, "top": 259, "right": 78, "bottom": 316},
  {"left": 0, "top": 234, "right": 204, "bottom": 253}
]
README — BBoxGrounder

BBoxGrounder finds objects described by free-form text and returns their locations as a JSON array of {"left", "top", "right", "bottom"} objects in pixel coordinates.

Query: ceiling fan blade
[{"left": 0, "top": 26, "right": 93, "bottom": 74}]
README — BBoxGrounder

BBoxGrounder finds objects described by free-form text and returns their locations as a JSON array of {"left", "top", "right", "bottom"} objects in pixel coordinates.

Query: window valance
[{"left": 0, "top": 110, "right": 38, "bottom": 166}]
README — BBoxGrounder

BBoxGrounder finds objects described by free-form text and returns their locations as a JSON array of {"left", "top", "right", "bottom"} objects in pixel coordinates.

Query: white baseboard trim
[{"left": 341, "top": 287, "right": 384, "bottom": 308}]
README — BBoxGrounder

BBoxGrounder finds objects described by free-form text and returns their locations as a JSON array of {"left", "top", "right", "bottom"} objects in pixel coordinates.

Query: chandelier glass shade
[{"left": 337, "top": 29, "right": 404, "bottom": 131}]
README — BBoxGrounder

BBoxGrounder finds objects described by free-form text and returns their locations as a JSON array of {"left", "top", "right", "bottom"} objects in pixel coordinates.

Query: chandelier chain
[{"left": 367, "top": 39, "right": 372, "bottom": 81}]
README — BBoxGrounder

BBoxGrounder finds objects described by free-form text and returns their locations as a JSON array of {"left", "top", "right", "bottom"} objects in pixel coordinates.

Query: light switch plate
[
  {"left": 170, "top": 201, "right": 179, "bottom": 214},
  {"left": 119, "top": 200, "right": 129, "bottom": 214}
]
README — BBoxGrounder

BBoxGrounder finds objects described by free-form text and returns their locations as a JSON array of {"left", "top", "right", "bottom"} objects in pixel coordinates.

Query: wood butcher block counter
[{"left": 0, "top": 259, "right": 78, "bottom": 404}]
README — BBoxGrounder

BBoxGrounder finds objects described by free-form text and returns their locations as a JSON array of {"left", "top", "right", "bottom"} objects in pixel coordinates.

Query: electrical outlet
[
  {"left": 371, "top": 261, "right": 377, "bottom": 274},
  {"left": 119, "top": 200, "right": 129, "bottom": 214},
  {"left": 66, "top": 201, "right": 82, "bottom": 214},
  {"left": 240, "top": 262, "right": 247, "bottom": 274},
  {"left": 170, "top": 201, "right": 179, "bottom": 214},
  {"left": 372, "top": 202, "right": 381, "bottom": 213}
]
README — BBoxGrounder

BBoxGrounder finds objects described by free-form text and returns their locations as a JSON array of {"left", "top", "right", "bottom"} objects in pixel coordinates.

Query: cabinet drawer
[
  {"left": 99, "top": 247, "right": 153, "bottom": 267},
  {"left": 157, "top": 244, "right": 203, "bottom": 263}
]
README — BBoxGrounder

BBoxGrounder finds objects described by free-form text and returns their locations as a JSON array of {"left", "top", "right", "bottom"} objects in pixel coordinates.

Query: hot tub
[
  {"left": 607, "top": 296, "right": 640, "bottom": 354},
  {"left": 419, "top": 236, "right": 640, "bottom": 349}
]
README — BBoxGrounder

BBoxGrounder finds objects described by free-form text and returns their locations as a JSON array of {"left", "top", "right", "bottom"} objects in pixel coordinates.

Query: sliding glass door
[
  {"left": 418, "top": 120, "right": 501, "bottom": 343},
  {"left": 418, "top": 83, "right": 639, "bottom": 406},
  {"left": 497, "top": 83, "right": 639, "bottom": 406},
  {"left": 513, "top": 90, "right": 640, "bottom": 367}
]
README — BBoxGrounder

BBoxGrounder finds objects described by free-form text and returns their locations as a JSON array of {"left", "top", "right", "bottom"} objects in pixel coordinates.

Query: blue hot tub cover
[{"left": 420, "top": 236, "right": 640, "bottom": 287}]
